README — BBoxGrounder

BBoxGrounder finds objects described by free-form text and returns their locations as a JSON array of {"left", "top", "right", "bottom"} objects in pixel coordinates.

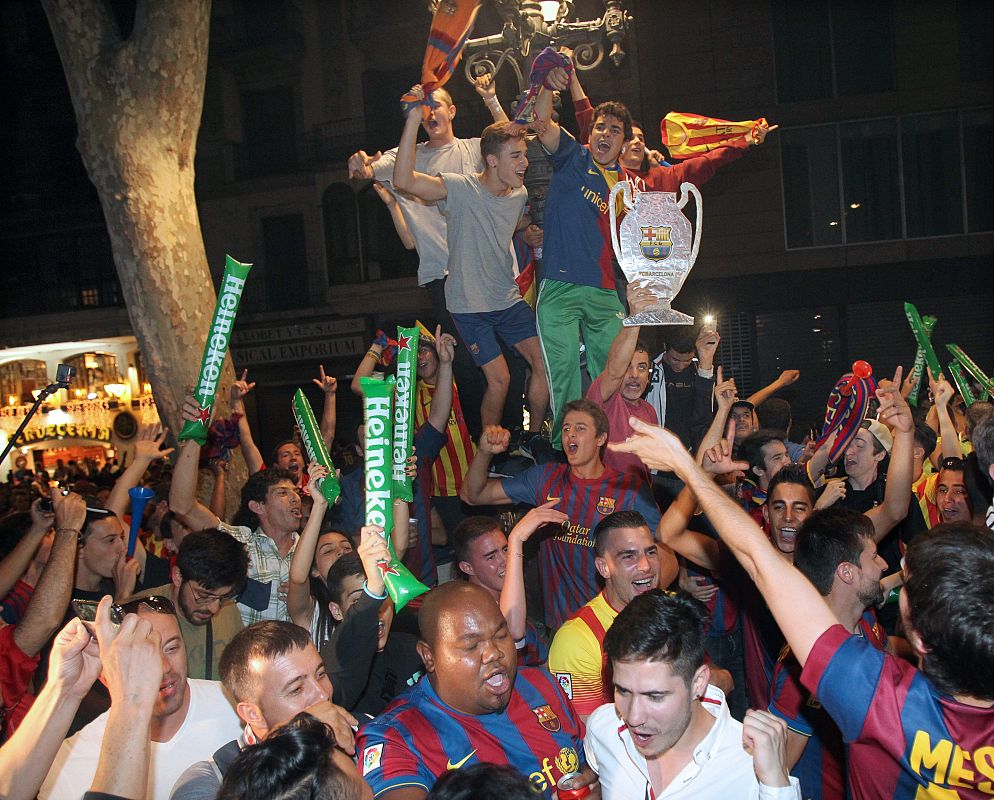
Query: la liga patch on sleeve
[{"left": 362, "top": 743, "right": 383, "bottom": 775}]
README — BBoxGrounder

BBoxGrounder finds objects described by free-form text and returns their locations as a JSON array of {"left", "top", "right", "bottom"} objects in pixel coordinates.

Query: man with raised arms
[
  {"left": 393, "top": 85, "right": 548, "bottom": 434},
  {"left": 611, "top": 368, "right": 994, "bottom": 798}
]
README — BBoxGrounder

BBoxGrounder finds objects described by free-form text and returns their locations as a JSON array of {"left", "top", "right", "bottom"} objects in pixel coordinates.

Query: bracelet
[
  {"left": 485, "top": 96, "right": 501, "bottom": 109},
  {"left": 55, "top": 527, "right": 80, "bottom": 536},
  {"left": 365, "top": 350, "right": 381, "bottom": 361}
]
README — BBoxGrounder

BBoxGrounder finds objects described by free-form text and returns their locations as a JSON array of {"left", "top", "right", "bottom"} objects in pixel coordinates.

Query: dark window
[
  {"left": 963, "top": 108, "right": 994, "bottom": 232},
  {"left": 754, "top": 307, "right": 842, "bottom": 432},
  {"left": 260, "top": 214, "right": 308, "bottom": 311},
  {"left": 780, "top": 125, "right": 843, "bottom": 248},
  {"left": 772, "top": 0, "right": 832, "bottom": 102},
  {"left": 840, "top": 119, "right": 901, "bottom": 242},
  {"left": 238, "top": 86, "right": 298, "bottom": 178},
  {"left": 773, "top": 0, "right": 894, "bottom": 102},
  {"left": 902, "top": 113, "right": 964, "bottom": 237},
  {"left": 958, "top": 0, "right": 994, "bottom": 82},
  {"left": 832, "top": 0, "right": 895, "bottom": 96},
  {"left": 324, "top": 183, "right": 361, "bottom": 286}
]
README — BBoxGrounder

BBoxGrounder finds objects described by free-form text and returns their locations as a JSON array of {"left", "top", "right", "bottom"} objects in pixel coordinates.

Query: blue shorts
[{"left": 450, "top": 302, "right": 538, "bottom": 367}]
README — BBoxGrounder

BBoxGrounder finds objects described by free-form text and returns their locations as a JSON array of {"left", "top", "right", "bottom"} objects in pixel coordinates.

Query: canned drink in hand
[{"left": 557, "top": 772, "right": 591, "bottom": 800}]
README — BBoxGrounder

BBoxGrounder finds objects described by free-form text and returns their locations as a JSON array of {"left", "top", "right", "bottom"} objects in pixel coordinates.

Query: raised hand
[
  {"left": 777, "top": 369, "right": 800, "bottom": 387},
  {"left": 404, "top": 84, "right": 426, "bottom": 119},
  {"left": 357, "top": 524, "right": 393, "bottom": 597},
  {"left": 49, "top": 612, "right": 102, "bottom": 699},
  {"left": 435, "top": 324, "right": 456, "bottom": 365},
  {"left": 695, "top": 328, "right": 721, "bottom": 369},
  {"left": 99, "top": 607, "right": 163, "bottom": 714},
  {"left": 230, "top": 369, "right": 256, "bottom": 406},
  {"left": 307, "top": 462, "right": 330, "bottom": 509},
  {"left": 347, "top": 149, "right": 380, "bottom": 180},
  {"left": 714, "top": 366, "right": 737, "bottom": 411},
  {"left": 312, "top": 365, "right": 338, "bottom": 395},
  {"left": 927, "top": 367, "right": 954, "bottom": 408},
  {"left": 302, "top": 700, "right": 359, "bottom": 756},
  {"left": 742, "top": 709, "right": 791, "bottom": 788},
  {"left": 747, "top": 122, "right": 779, "bottom": 146},
  {"left": 112, "top": 553, "right": 140, "bottom": 604},
  {"left": 626, "top": 280, "right": 657, "bottom": 317},
  {"left": 509, "top": 500, "right": 569, "bottom": 543},
  {"left": 815, "top": 478, "right": 847, "bottom": 510},
  {"left": 479, "top": 425, "right": 511, "bottom": 455},
  {"left": 474, "top": 72, "right": 497, "bottom": 100},
  {"left": 701, "top": 419, "right": 750, "bottom": 476},
  {"left": 876, "top": 366, "right": 913, "bottom": 434},
  {"left": 52, "top": 489, "right": 86, "bottom": 532},
  {"left": 133, "top": 423, "right": 174, "bottom": 462},
  {"left": 544, "top": 66, "right": 570, "bottom": 91},
  {"left": 610, "top": 418, "right": 696, "bottom": 474}
]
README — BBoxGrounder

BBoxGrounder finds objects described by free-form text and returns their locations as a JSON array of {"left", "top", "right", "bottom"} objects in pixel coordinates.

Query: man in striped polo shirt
[{"left": 356, "top": 581, "right": 592, "bottom": 798}]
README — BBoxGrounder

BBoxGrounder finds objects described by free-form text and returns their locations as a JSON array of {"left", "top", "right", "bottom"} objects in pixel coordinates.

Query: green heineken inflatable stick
[
  {"left": 391, "top": 326, "right": 420, "bottom": 502},
  {"left": 292, "top": 389, "right": 341, "bottom": 506},
  {"left": 907, "top": 315, "right": 937, "bottom": 407},
  {"left": 947, "top": 362, "right": 977, "bottom": 407},
  {"left": 947, "top": 344, "right": 994, "bottom": 399},
  {"left": 360, "top": 376, "right": 428, "bottom": 610},
  {"left": 904, "top": 302, "right": 943, "bottom": 381},
  {"left": 178, "top": 256, "right": 253, "bottom": 445}
]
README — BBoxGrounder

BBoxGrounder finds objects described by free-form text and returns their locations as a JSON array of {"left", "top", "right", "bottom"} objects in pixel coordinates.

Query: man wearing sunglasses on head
[
  {"left": 39, "top": 595, "right": 242, "bottom": 800},
  {"left": 130, "top": 530, "right": 249, "bottom": 680}
]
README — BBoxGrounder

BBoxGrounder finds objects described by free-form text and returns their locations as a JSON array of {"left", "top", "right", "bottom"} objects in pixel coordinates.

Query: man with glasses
[
  {"left": 39, "top": 595, "right": 242, "bottom": 800},
  {"left": 130, "top": 530, "right": 249, "bottom": 680}
]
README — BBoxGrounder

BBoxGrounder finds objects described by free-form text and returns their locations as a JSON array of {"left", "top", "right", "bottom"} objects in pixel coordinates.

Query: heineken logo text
[
  {"left": 196, "top": 273, "right": 247, "bottom": 397},
  {"left": 393, "top": 360, "right": 412, "bottom": 481},
  {"left": 365, "top": 396, "right": 392, "bottom": 526}
]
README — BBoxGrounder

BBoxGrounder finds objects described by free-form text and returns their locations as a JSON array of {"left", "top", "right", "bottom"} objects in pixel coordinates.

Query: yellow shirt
[{"left": 548, "top": 592, "right": 618, "bottom": 716}]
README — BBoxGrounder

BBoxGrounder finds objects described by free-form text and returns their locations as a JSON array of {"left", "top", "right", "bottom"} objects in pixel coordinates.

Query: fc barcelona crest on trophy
[{"left": 610, "top": 181, "right": 703, "bottom": 326}]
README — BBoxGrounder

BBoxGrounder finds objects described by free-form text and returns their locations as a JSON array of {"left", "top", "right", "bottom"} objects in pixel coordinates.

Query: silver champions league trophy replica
[{"left": 609, "top": 181, "right": 703, "bottom": 326}]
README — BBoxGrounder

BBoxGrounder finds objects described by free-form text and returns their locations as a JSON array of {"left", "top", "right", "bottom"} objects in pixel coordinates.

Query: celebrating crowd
[{"left": 1, "top": 56, "right": 993, "bottom": 800}]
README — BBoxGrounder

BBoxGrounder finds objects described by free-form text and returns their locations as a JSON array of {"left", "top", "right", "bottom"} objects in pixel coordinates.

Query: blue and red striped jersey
[
  {"left": 770, "top": 610, "right": 887, "bottom": 800},
  {"left": 541, "top": 129, "right": 624, "bottom": 290},
  {"left": 356, "top": 667, "right": 585, "bottom": 798},
  {"left": 501, "top": 463, "right": 661, "bottom": 629},
  {"left": 685, "top": 561, "right": 739, "bottom": 637},
  {"left": 801, "top": 624, "right": 994, "bottom": 799}
]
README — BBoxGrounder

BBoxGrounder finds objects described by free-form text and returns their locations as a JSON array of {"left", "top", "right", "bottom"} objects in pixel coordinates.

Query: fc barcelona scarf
[
  {"left": 661, "top": 111, "right": 767, "bottom": 158},
  {"left": 816, "top": 365, "right": 878, "bottom": 463},
  {"left": 401, "top": 0, "right": 482, "bottom": 120},
  {"left": 512, "top": 47, "right": 574, "bottom": 125}
]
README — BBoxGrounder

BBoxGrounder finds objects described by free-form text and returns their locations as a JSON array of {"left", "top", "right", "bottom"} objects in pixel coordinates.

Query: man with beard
[
  {"left": 130, "top": 530, "right": 248, "bottom": 680},
  {"left": 39, "top": 597, "right": 242, "bottom": 800},
  {"left": 585, "top": 284, "right": 659, "bottom": 482},
  {"left": 584, "top": 591, "right": 799, "bottom": 799},
  {"left": 769, "top": 508, "right": 892, "bottom": 800},
  {"left": 172, "top": 393, "right": 303, "bottom": 626},
  {"left": 355, "top": 582, "right": 591, "bottom": 799}
]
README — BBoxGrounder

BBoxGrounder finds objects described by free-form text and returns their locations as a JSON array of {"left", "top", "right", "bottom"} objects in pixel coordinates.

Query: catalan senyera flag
[
  {"left": 401, "top": 0, "right": 482, "bottom": 120},
  {"left": 415, "top": 320, "right": 476, "bottom": 496},
  {"left": 661, "top": 111, "right": 767, "bottom": 158}
]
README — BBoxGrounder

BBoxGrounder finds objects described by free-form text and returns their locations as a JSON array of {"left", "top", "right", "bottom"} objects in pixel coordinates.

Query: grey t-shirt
[
  {"left": 373, "top": 138, "right": 482, "bottom": 285},
  {"left": 436, "top": 173, "right": 527, "bottom": 314}
]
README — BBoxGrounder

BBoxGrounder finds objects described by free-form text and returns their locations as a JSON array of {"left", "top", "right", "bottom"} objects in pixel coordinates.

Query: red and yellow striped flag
[
  {"left": 661, "top": 111, "right": 767, "bottom": 158},
  {"left": 401, "top": 0, "right": 482, "bottom": 120}
]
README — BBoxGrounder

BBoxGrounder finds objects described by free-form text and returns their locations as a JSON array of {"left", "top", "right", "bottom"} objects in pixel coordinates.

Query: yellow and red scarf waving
[
  {"left": 401, "top": 0, "right": 482, "bottom": 120},
  {"left": 661, "top": 111, "right": 767, "bottom": 158}
]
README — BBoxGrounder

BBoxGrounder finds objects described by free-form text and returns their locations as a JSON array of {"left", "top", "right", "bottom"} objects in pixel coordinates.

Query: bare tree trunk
[{"left": 42, "top": 0, "right": 246, "bottom": 512}]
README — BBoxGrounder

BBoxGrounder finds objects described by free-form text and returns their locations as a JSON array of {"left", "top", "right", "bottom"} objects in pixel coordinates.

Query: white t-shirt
[
  {"left": 373, "top": 138, "right": 482, "bottom": 285},
  {"left": 584, "top": 685, "right": 800, "bottom": 800},
  {"left": 39, "top": 679, "right": 242, "bottom": 800}
]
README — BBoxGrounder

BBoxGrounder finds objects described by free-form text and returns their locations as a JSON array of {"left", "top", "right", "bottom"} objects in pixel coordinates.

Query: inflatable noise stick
[
  {"left": 127, "top": 486, "right": 155, "bottom": 558},
  {"left": 947, "top": 344, "right": 994, "bottom": 400}
]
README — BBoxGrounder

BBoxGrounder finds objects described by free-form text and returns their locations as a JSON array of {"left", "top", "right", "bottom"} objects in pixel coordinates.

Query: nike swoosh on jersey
[
  {"left": 446, "top": 750, "right": 477, "bottom": 770},
  {"left": 546, "top": 495, "right": 561, "bottom": 502}
]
